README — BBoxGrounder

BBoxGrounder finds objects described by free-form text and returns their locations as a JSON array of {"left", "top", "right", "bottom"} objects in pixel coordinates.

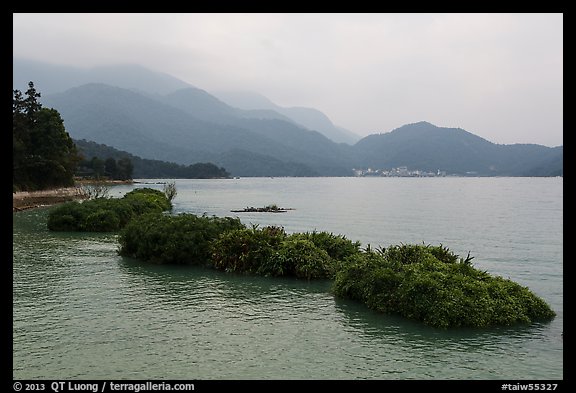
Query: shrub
[
  {"left": 118, "top": 213, "right": 244, "bottom": 265},
  {"left": 288, "top": 231, "right": 361, "bottom": 262},
  {"left": 47, "top": 201, "right": 88, "bottom": 231},
  {"left": 210, "top": 226, "right": 335, "bottom": 279},
  {"left": 333, "top": 244, "right": 556, "bottom": 328},
  {"left": 113, "top": 209, "right": 556, "bottom": 328},
  {"left": 84, "top": 209, "right": 121, "bottom": 232},
  {"left": 47, "top": 187, "right": 171, "bottom": 232},
  {"left": 122, "top": 188, "right": 172, "bottom": 213},
  {"left": 210, "top": 225, "right": 287, "bottom": 275},
  {"left": 273, "top": 239, "right": 333, "bottom": 279}
]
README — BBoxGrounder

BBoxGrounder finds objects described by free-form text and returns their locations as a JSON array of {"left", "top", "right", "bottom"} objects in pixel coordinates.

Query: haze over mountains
[
  {"left": 13, "top": 58, "right": 191, "bottom": 95},
  {"left": 14, "top": 58, "right": 357, "bottom": 145},
  {"left": 14, "top": 58, "right": 563, "bottom": 177},
  {"left": 212, "top": 90, "right": 360, "bottom": 144}
]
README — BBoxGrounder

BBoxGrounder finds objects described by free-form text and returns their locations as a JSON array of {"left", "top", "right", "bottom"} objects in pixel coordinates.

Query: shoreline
[
  {"left": 12, "top": 180, "right": 133, "bottom": 212},
  {"left": 13, "top": 187, "right": 86, "bottom": 212}
]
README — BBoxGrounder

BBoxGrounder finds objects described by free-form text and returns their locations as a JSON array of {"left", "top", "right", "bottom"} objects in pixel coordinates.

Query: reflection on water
[{"left": 13, "top": 178, "right": 563, "bottom": 379}]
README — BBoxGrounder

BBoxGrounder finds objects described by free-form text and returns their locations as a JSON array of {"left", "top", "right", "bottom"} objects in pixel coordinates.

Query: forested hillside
[{"left": 75, "top": 139, "right": 231, "bottom": 179}]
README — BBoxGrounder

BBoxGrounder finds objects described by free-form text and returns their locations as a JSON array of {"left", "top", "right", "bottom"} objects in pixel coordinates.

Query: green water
[{"left": 13, "top": 177, "right": 563, "bottom": 379}]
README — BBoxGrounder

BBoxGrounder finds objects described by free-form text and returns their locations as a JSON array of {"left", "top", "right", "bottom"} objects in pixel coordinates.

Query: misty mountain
[
  {"left": 519, "top": 147, "right": 563, "bottom": 176},
  {"left": 41, "top": 84, "right": 562, "bottom": 177},
  {"left": 42, "top": 83, "right": 353, "bottom": 177},
  {"left": 160, "top": 87, "right": 296, "bottom": 125},
  {"left": 14, "top": 58, "right": 355, "bottom": 145},
  {"left": 160, "top": 87, "right": 357, "bottom": 167},
  {"left": 211, "top": 90, "right": 362, "bottom": 145},
  {"left": 17, "top": 58, "right": 561, "bottom": 177},
  {"left": 12, "top": 59, "right": 191, "bottom": 94},
  {"left": 352, "top": 122, "right": 563, "bottom": 176},
  {"left": 13, "top": 58, "right": 192, "bottom": 95}
]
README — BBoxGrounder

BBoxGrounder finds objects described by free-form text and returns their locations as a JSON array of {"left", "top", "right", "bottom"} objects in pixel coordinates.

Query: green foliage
[
  {"left": 77, "top": 155, "right": 133, "bottom": 180},
  {"left": 13, "top": 82, "right": 81, "bottom": 191},
  {"left": 48, "top": 199, "right": 122, "bottom": 232},
  {"left": 46, "top": 202, "right": 88, "bottom": 232},
  {"left": 85, "top": 209, "right": 121, "bottom": 232},
  {"left": 210, "top": 226, "right": 341, "bottom": 279},
  {"left": 118, "top": 213, "right": 244, "bottom": 265},
  {"left": 58, "top": 192, "right": 553, "bottom": 329},
  {"left": 288, "top": 231, "right": 361, "bottom": 262},
  {"left": 333, "top": 244, "right": 556, "bottom": 328},
  {"left": 91, "top": 157, "right": 105, "bottom": 178},
  {"left": 275, "top": 239, "right": 333, "bottom": 279},
  {"left": 211, "top": 226, "right": 287, "bottom": 275},
  {"left": 47, "top": 187, "right": 171, "bottom": 232},
  {"left": 122, "top": 188, "right": 172, "bottom": 213}
]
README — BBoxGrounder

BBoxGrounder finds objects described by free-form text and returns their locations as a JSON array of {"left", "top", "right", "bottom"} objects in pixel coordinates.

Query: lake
[{"left": 12, "top": 177, "right": 563, "bottom": 379}]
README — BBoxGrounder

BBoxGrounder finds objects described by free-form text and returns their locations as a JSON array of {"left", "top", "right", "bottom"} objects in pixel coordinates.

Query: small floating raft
[{"left": 231, "top": 205, "right": 294, "bottom": 213}]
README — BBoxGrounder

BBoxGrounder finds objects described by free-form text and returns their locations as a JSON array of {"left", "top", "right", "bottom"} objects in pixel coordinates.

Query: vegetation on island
[
  {"left": 47, "top": 188, "right": 172, "bottom": 232},
  {"left": 115, "top": 210, "right": 555, "bottom": 328},
  {"left": 332, "top": 244, "right": 556, "bottom": 328},
  {"left": 42, "top": 166, "right": 556, "bottom": 329},
  {"left": 230, "top": 204, "right": 293, "bottom": 213},
  {"left": 209, "top": 226, "right": 356, "bottom": 279},
  {"left": 119, "top": 213, "right": 245, "bottom": 265}
]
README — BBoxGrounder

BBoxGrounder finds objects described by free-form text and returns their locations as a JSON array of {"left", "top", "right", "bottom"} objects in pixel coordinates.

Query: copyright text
[{"left": 12, "top": 382, "right": 195, "bottom": 393}]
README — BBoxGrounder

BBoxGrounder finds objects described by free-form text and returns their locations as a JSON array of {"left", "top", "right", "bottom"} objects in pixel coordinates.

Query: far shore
[{"left": 12, "top": 179, "right": 133, "bottom": 212}]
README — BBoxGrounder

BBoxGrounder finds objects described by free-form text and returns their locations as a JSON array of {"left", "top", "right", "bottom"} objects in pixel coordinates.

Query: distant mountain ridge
[
  {"left": 15, "top": 58, "right": 562, "bottom": 177},
  {"left": 42, "top": 84, "right": 562, "bottom": 177},
  {"left": 160, "top": 87, "right": 298, "bottom": 126},
  {"left": 13, "top": 58, "right": 192, "bottom": 95},
  {"left": 353, "top": 121, "right": 562, "bottom": 176},
  {"left": 13, "top": 57, "right": 356, "bottom": 145},
  {"left": 42, "top": 83, "right": 353, "bottom": 177},
  {"left": 213, "top": 90, "right": 361, "bottom": 144}
]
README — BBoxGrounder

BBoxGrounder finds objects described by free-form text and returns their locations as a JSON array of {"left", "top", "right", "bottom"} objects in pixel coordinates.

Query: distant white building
[{"left": 353, "top": 166, "right": 448, "bottom": 177}]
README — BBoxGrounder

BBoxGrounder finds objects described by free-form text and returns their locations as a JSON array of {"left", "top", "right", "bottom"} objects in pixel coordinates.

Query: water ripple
[{"left": 13, "top": 178, "right": 563, "bottom": 379}]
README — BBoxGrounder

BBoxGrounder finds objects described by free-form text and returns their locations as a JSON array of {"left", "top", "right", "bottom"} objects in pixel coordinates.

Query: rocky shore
[{"left": 13, "top": 187, "right": 86, "bottom": 212}]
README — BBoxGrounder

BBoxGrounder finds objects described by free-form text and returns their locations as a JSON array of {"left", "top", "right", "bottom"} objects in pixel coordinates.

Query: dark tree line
[
  {"left": 74, "top": 139, "right": 230, "bottom": 179},
  {"left": 77, "top": 156, "right": 134, "bottom": 181},
  {"left": 13, "top": 82, "right": 81, "bottom": 191}
]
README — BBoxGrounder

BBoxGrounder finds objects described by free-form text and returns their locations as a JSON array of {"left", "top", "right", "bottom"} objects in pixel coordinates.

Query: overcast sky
[{"left": 13, "top": 13, "right": 563, "bottom": 146}]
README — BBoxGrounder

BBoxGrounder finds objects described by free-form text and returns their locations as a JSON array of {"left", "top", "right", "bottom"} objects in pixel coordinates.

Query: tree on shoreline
[
  {"left": 77, "top": 155, "right": 134, "bottom": 180},
  {"left": 13, "top": 82, "right": 81, "bottom": 191}
]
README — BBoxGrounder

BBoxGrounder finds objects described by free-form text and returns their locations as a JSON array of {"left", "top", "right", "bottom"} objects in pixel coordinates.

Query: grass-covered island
[
  {"left": 47, "top": 188, "right": 172, "bottom": 232},
  {"left": 47, "top": 190, "right": 556, "bottom": 328}
]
